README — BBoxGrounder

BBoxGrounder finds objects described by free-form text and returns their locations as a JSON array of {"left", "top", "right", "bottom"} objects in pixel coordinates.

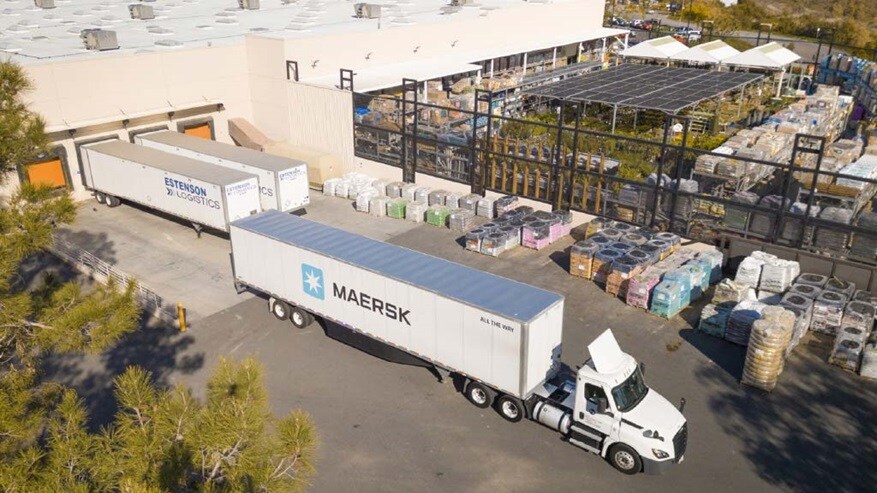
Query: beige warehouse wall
[
  {"left": 246, "top": 35, "right": 292, "bottom": 143},
  {"left": 286, "top": 83, "right": 355, "bottom": 169}
]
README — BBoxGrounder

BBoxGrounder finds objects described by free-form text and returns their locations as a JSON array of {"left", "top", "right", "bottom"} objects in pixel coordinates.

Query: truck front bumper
[{"left": 641, "top": 455, "right": 680, "bottom": 475}]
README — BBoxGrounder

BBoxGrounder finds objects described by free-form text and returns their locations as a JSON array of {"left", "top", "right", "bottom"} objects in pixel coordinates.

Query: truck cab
[{"left": 531, "top": 330, "right": 687, "bottom": 474}]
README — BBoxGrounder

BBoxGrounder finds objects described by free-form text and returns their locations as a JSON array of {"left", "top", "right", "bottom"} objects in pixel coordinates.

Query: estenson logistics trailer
[
  {"left": 134, "top": 130, "right": 310, "bottom": 213},
  {"left": 230, "top": 210, "right": 688, "bottom": 474},
  {"left": 81, "top": 140, "right": 261, "bottom": 235}
]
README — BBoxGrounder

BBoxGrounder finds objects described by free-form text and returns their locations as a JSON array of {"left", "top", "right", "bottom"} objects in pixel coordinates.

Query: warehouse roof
[
  {"left": 619, "top": 36, "right": 688, "bottom": 60},
  {"left": 303, "top": 59, "right": 483, "bottom": 92},
  {"left": 523, "top": 63, "right": 763, "bottom": 113},
  {"left": 232, "top": 210, "right": 564, "bottom": 323},
  {"left": 670, "top": 40, "right": 740, "bottom": 65},
  {"left": 138, "top": 131, "right": 306, "bottom": 172},
  {"left": 724, "top": 42, "right": 801, "bottom": 69},
  {"left": 0, "top": 0, "right": 567, "bottom": 62}
]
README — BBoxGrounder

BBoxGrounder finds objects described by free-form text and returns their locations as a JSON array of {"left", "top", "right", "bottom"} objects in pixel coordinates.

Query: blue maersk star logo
[{"left": 301, "top": 264, "right": 324, "bottom": 300}]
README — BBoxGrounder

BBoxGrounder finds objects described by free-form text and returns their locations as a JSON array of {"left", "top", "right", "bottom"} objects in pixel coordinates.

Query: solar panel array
[{"left": 524, "top": 64, "right": 763, "bottom": 113}]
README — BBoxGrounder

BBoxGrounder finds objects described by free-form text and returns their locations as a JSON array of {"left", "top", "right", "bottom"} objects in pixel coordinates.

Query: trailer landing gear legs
[{"left": 192, "top": 223, "right": 203, "bottom": 238}]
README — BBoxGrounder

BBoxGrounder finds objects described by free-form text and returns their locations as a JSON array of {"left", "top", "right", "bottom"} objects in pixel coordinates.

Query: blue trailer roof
[{"left": 232, "top": 210, "right": 564, "bottom": 323}]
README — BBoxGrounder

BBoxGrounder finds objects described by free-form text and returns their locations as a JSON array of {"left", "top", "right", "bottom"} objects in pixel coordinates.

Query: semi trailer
[
  {"left": 229, "top": 210, "right": 687, "bottom": 474},
  {"left": 134, "top": 131, "right": 309, "bottom": 213},
  {"left": 81, "top": 140, "right": 261, "bottom": 236}
]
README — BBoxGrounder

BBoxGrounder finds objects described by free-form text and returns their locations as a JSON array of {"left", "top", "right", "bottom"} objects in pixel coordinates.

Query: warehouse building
[{"left": 1, "top": 0, "right": 626, "bottom": 200}]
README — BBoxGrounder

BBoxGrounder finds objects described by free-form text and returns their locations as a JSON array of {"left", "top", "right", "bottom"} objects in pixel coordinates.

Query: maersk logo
[{"left": 301, "top": 264, "right": 324, "bottom": 300}]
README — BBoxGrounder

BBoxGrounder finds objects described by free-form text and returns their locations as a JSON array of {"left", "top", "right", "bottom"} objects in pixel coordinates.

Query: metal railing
[{"left": 49, "top": 235, "right": 179, "bottom": 325}]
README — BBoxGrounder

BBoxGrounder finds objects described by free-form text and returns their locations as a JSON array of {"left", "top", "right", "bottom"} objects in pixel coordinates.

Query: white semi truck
[
  {"left": 134, "top": 131, "right": 309, "bottom": 213},
  {"left": 229, "top": 210, "right": 687, "bottom": 474},
  {"left": 81, "top": 140, "right": 261, "bottom": 236}
]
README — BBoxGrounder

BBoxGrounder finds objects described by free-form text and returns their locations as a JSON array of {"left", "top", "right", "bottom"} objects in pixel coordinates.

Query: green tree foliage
[{"left": 0, "top": 61, "right": 48, "bottom": 175}]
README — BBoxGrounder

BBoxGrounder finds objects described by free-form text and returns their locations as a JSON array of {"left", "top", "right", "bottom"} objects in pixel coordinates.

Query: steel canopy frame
[{"left": 523, "top": 64, "right": 764, "bottom": 115}]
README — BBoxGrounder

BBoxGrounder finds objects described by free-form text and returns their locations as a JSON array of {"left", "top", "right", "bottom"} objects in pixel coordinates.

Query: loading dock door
[
  {"left": 183, "top": 123, "right": 212, "bottom": 140},
  {"left": 26, "top": 158, "right": 66, "bottom": 188}
]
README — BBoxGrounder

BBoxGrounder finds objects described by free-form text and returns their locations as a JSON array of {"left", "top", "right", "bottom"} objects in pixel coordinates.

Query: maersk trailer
[
  {"left": 81, "top": 141, "right": 261, "bottom": 235},
  {"left": 230, "top": 211, "right": 688, "bottom": 474},
  {"left": 134, "top": 131, "right": 309, "bottom": 213}
]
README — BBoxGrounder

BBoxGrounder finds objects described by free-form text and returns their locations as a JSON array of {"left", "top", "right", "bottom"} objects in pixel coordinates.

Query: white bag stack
[
  {"left": 726, "top": 299, "right": 768, "bottom": 346},
  {"left": 401, "top": 183, "right": 419, "bottom": 202},
  {"left": 405, "top": 201, "right": 428, "bottom": 223},
  {"left": 334, "top": 179, "right": 351, "bottom": 198},
  {"left": 371, "top": 179, "right": 389, "bottom": 196},
  {"left": 759, "top": 258, "right": 800, "bottom": 293},
  {"left": 355, "top": 189, "right": 377, "bottom": 213},
  {"left": 368, "top": 196, "right": 390, "bottom": 217},
  {"left": 735, "top": 252, "right": 777, "bottom": 287},
  {"left": 414, "top": 186, "right": 431, "bottom": 203},
  {"left": 323, "top": 177, "right": 341, "bottom": 197}
]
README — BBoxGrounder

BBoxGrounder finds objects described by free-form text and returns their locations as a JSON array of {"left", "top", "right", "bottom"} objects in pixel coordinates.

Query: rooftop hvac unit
[
  {"left": 80, "top": 29, "right": 119, "bottom": 51},
  {"left": 354, "top": 3, "right": 382, "bottom": 19},
  {"left": 128, "top": 4, "right": 155, "bottom": 20},
  {"left": 238, "top": 0, "right": 260, "bottom": 10},
  {"left": 34, "top": 0, "right": 55, "bottom": 8},
  {"left": 450, "top": 0, "right": 474, "bottom": 5}
]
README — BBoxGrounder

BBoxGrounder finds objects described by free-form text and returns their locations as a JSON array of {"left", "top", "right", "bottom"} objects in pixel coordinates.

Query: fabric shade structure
[
  {"left": 670, "top": 40, "right": 740, "bottom": 65},
  {"left": 724, "top": 42, "right": 801, "bottom": 69},
  {"left": 620, "top": 36, "right": 689, "bottom": 62}
]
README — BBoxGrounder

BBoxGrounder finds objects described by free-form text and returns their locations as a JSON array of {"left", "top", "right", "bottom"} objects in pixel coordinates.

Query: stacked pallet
[
  {"left": 426, "top": 205, "right": 451, "bottom": 227},
  {"left": 570, "top": 241, "right": 600, "bottom": 279},
  {"left": 741, "top": 306, "right": 795, "bottom": 392},
  {"left": 406, "top": 201, "right": 428, "bottom": 223}
]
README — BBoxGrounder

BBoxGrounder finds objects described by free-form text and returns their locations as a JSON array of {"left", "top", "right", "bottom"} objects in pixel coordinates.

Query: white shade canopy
[
  {"left": 620, "top": 36, "right": 689, "bottom": 60},
  {"left": 670, "top": 40, "right": 740, "bottom": 65},
  {"left": 724, "top": 42, "right": 801, "bottom": 70}
]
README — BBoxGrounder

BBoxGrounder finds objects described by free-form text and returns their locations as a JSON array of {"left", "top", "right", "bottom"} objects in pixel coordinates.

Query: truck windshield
[{"left": 612, "top": 368, "right": 648, "bottom": 412}]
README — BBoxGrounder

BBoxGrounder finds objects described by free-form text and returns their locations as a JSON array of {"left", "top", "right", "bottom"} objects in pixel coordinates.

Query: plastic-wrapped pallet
[
  {"left": 334, "top": 179, "right": 351, "bottom": 198},
  {"left": 369, "top": 196, "right": 390, "bottom": 218},
  {"left": 428, "top": 190, "right": 449, "bottom": 206},
  {"left": 781, "top": 202, "right": 820, "bottom": 243},
  {"left": 355, "top": 190, "right": 377, "bottom": 213},
  {"left": 510, "top": 205, "right": 535, "bottom": 217},
  {"left": 650, "top": 280, "right": 687, "bottom": 318},
  {"left": 601, "top": 228, "right": 623, "bottom": 241},
  {"left": 609, "top": 242, "right": 633, "bottom": 253},
  {"left": 815, "top": 207, "right": 853, "bottom": 252},
  {"left": 853, "top": 290, "right": 877, "bottom": 318},
  {"left": 696, "top": 250, "right": 724, "bottom": 284},
  {"left": 796, "top": 273, "right": 828, "bottom": 288},
  {"left": 621, "top": 233, "right": 649, "bottom": 247},
  {"left": 726, "top": 300, "right": 767, "bottom": 346},
  {"left": 494, "top": 195, "right": 519, "bottom": 216},
  {"left": 387, "top": 197, "right": 407, "bottom": 219},
  {"left": 686, "top": 260, "right": 711, "bottom": 296},
  {"left": 372, "top": 179, "right": 389, "bottom": 196},
  {"left": 553, "top": 210, "right": 573, "bottom": 237},
  {"left": 426, "top": 205, "right": 451, "bottom": 227},
  {"left": 480, "top": 231, "right": 507, "bottom": 257},
  {"left": 458, "top": 193, "right": 480, "bottom": 212},
  {"left": 626, "top": 249, "right": 653, "bottom": 266},
  {"left": 401, "top": 183, "right": 418, "bottom": 202},
  {"left": 386, "top": 181, "right": 405, "bottom": 198},
  {"left": 712, "top": 278, "right": 751, "bottom": 307},
  {"left": 570, "top": 241, "right": 600, "bottom": 279},
  {"left": 592, "top": 248, "right": 624, "bottom": 285},
  {"left": 781, "top": 304, "right": 810, "bottom": 356},
  {"left": 756, "top": 290, "right": 783, "bottom": 305},
  {"left": 788, "top": 283, "right": 820, "bottom": 299},
  {"left": 414, "top": 186, "right": 432, "bottom": 204},
  {"left": 829, "top": 326, "right": 868, "bottom": 372},
  {"left": 323, "top": 178, "right": 341, "bottom": 197},
  {"left": 548, "top": 217, "right": 564, "bottom": 243},
  {"left": 522, "top": 221, "right": 552, "bottom": 250},
  {"left": 645, "top": 239, "right": 672, "bottom": 260},
  {"left": 759, "top": 258, "right": 800, "bottom": 293},
  {"left": 449, "top": 209, "right": 475, "bottom": 231},
  {"left": 347, "top": 175, "right": 375, "bottom": 199},
  {"left": 663, "top": 269, "right": 693, "bottom": 307},
  {"left": 445, "top": 192, "right": 462, "bottom": 209},
  {"left": 741, "top": 308, "right": 794, "bottom": 392},
  {"left": 406, "top": 201, "right": 428, "bottom": 223},
  {"left": 850, "top": 212, "right": 877, "bottom": 258},
  {"left": 810, "top": 290, "right": 848, "bottom": 334},
  {"left": 735, "top": 252, "right": 775, "bottom": 287},
  {"left": 676, "top": 264, "right": 706, "bottom": 301},
  {"left": 586, "top": 218, "right": 611, "bottom": 238},
  {"left": 860, "top": 336, "right": 877, "bottom": 380},
  {"left": 500, "top": 225, "right": 520, "bottom": 250},
  {"left": 476, "top": 197, "right": 496, "bottom": 219},
  {"left": 606, "top": 257, "right": 643, "bottom": 297},
  {"left": 724, "top": 191, "right": 759, "bottom": 230},
  {"left": 750, "top": 195, "right": 789, "bottom": 237},
  {"left": 699, "top": 303, "right": 730, "bottom": 338},
  {"left": 653, "top": 232, "right": 681, "bottom": 249},
  {"left": 823, "top": 278, "right": 856, "bottom": 298},
  {"left": 626, "top": 266, "right": 665, "bottom": 310},
  {"left": 465, "top": 229, "right": 488, "bottom": 252},
  {"left": 841, "top": 301, "right": 876, "bottom": 330}
]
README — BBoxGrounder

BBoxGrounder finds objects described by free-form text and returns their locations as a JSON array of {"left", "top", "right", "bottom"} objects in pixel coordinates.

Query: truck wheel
[
  {"left": 465, "top": 381, "right": 494, "bottom": 409},
  {"left": 270, "top": 299, "right": 290, "bottom": 320},
  {"left": 495, "top": 395, "right": 524, "bottom": 423},
  {"left": 106, "top": 195, "right": 121, "bottom": 207},
  {"left": 608, "top": 443, "right": 642, "bottom": 475},
  {"left": 290, "top": 306, "right": 314, "bottom": 329},
  {"left": 94, "top": 192, "right": 106, "bottom": 204}
]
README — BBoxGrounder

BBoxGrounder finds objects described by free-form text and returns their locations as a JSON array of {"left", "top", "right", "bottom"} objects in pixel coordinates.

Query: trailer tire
[
  {"left": 465, "top": 381, "right": 494, "bottom": 409},
  {"left": 270, "top": 299, "right": 291, "bottom": 321},
  {"left": 608, "top": 443, "right": 642, "bottom": 475},
  {"left": 290, "top": 306, "right": 314, "bottom": 329},
  {"left": 106, "top": 195, "right": 121, "bottom": 208},
  {"left": 94, "top": 192, "right": 107, "bottom": 204},
  {"left": 495, "top": 395, "right": 524, "bottom": 423}
]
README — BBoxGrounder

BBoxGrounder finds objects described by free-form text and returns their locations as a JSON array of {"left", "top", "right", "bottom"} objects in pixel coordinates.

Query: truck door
[{"left": 576, "top": 382, "right": 616, "bottom": 437}]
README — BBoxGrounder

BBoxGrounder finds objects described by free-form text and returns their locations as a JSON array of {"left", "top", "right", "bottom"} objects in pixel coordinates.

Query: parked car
[{"left": 608, "top": 16, "right": 628, "bottom": 27}]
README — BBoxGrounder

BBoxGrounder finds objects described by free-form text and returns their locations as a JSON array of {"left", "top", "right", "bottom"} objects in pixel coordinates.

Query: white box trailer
[
  {"left": 134, "top": 131, "right": 309, "bottom": 213},
  {"left": 230, "top": 210, "right": 688, "bottom": 474},
  {"left": 81, "top": 141, "right": 261, "bottom": 234}
]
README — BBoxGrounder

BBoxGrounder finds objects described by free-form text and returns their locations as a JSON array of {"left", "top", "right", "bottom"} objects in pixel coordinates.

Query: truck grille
[{"left": 673, "top": 422, "right": 688, "bottom": 460}]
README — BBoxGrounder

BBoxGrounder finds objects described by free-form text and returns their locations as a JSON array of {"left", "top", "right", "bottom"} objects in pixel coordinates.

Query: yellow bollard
[{"left": 177, "top": 302, "right": 187, "bottom": 332}]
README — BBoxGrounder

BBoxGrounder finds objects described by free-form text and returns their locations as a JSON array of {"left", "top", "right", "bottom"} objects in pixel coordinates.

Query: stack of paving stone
[
  {"left": 606, "top": 256, "right": 644, "bottom": 298},
  {"left": 850, "top": 212, "right": 877, "bottom": 258},
  {"left": 860, "top": 333, "right": 877, "bottom": 379},
  {"left": 724, "top": 191, "right": 759, "bottom": 230},
  {"left": 449, "top": 209, "right": 476, "bottom": 231},
  {"left": 387, "top": 198, "right": 408, "bottom": 219},
  {"left": 494, "top": 195, "right": 519, "bottom": 216},
  {"left": 428, "top": 190, "right": 450, "bottom": 206},
  {"left": 426, "top": 205, "right": 451, "bottom": 227},
  {"left": 372, "top": 179, "right": 390, "bottom": 196},
  {"left": 445, "top": 192, "right": 462, "bottom": 209},
  {"left": 781, "top": 202, "right": 820, "bottom": 243},
  {"left": 401, "top": 183, "right": 419, "bottom": 202},
  {"left": 386, "top": 181, "right": 405, "bottom": 198},
  {"left": 592, "top": 248, "right": 624, "bottom": 285},
  {"left": 815, "top": 207, "right": 853, "bottom": 252},
  {"left": 735, "top": 252, "right": 776, "bottom": 287},
  {"left": 459, "top": 193, "right": 481, "bottom": 212},
  {"left": 369, "top": 196, "right": 390, "bottom": 217},
  {"left": 355, "top": 189, "right": 378, "bottom": 212},
  {"left": 476, "top": 197, "right": 496, "bottom": 219},
  {"left": 626, "top": 265, "right": 665, "bottom": 310},
  {"left": 741, "top": 306, "right": 795, "bottom": 392},
  {"left": 841, "top": 301, "right": 876, "bottom": 330},
  {"left": 406, "top": 200, "right": 428, "bottom": 223},
  {"left": 414, "top": 186, "right": 432, "bottom": 203},
  {"left": 522, "top": 220, "right": 552, "bottom": 250}
]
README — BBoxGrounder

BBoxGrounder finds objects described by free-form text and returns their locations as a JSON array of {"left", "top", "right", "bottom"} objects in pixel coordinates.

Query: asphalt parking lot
[{"left": 50, "top": 193, "right": 877, "bottom": 493}]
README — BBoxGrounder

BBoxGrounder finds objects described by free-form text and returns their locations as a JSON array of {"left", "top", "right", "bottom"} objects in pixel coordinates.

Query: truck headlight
[{"left": 652, "top": 449, "right": 669, "bottom": 459}]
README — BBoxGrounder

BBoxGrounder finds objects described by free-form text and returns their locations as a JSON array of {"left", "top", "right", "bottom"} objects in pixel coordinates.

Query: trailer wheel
[
  {"left": 608, "top": 443, "right": 642, "bottom": 475},
  {"left": 465, "top": 381, "right": 494, "bottom": 409},
  {"left": 495, "top": 395, "right": 524, "bottom": 423},
  {"left": 270, "top": 299, "right": 290, "bottom": 320},
  {"left": 290, "top": 307, "right": 314, "bottom": 329},
  {"left": 94, "top": 192, "right": 106, "bottom": 204},
  {"left": 106, "top": 195, "right": 121, "bottom": 208}
]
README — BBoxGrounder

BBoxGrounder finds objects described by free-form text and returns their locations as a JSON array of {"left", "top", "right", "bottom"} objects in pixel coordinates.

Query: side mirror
[
  {"left": 596, "top": 397, "right": 609, "bottom": 414},
  {"left": 639, "top": 362, "right": 646, "bottom": 376}
]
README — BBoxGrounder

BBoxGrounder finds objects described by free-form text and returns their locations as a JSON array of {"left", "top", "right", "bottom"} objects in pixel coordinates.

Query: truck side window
[{"left": 585, "top": 384, "right": 606, "bottom": 402}]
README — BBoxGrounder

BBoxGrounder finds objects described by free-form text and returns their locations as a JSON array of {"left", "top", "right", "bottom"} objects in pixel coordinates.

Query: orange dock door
[{"left": 26, "top": 158, "right": 66, "bottom": 189}]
